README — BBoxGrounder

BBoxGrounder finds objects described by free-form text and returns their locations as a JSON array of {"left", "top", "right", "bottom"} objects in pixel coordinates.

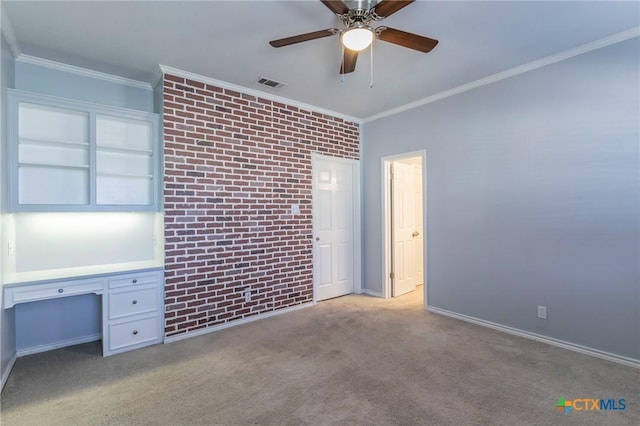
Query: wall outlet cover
[{"left": 537, "top": 305, "right": 547, "bottom": 320}]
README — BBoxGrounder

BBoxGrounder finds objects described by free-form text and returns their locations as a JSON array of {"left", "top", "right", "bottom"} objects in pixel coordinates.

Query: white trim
[
  {"left": 16, "top": 55, "right": 152, "bottom": 90},
  {"left": 356, "top": 123, "right": 364, "bottom": 296},
  {"left": 159, "top": 64, "right": 362, "bottom": 125},
  {"left": 1, "top": 352, "right": 16, "bottom": 391},
  {"left": 0, "top": 4, "right": 20, "bottom": 57},
  {"left": 364, "top": 26, "right": 640, "bottom": 123},
  {"left": 428, "top": 306, "right": 640, "bottom": 370},
  {"left": 420, "top": 156, "right": 428, "bottom": 307},
  {"left": 362, "top": 289, "right": 383, "bottom": 298},
  {"left": 353, "top": 159, "right": 362, "bottom": 295},
  {"left": 15, "top": 333, "right": 102, "bottom": 357},
  {"left": 381, "top": 150, "right": 427, "bottom": 301},
  {"left": 382, "top": 159, "right": 391, "bottom": 299},
  {"left": 164, "top": 302, "right": 314, "bottom": 344}
]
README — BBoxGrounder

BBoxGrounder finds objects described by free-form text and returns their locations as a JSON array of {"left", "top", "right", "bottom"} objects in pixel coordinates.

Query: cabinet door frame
[{"left": 8, "top": 89, "right": 161, "bottom": 212}]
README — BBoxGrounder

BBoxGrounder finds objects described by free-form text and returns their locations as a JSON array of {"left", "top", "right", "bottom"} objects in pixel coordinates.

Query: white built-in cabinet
[
  {"left": 3, "top": 269, "right": 164, "bottom": 356},
  {"left": 8, "top": 89, "right": 160, "bottom": 211},
  {"left": 4, "top": 90, "right": 164, "bottom": 357},
  {"left": 104, "top": 270, "right": 164, "bottom": 355}
]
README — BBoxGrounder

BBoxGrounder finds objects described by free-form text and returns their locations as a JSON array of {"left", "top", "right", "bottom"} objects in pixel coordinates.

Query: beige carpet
[{"left": 1, "top": 289, "right": 638, "bottom": 425}]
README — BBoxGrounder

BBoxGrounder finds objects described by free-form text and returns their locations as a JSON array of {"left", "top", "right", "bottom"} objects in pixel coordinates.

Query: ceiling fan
[{"left": 269, "top": 0, "right": 438, "bottom": 74}]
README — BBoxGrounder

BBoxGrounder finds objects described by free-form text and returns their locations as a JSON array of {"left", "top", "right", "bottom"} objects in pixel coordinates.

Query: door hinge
[{"left": 389, "top": 272, "right": 395, "bottom": 280}]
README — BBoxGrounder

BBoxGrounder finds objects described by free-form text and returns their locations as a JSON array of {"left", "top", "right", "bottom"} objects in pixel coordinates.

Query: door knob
[
  {"left": 315, "top": 236, "right": 320, "bottom": 241},
  {"left": 412, "top": 231, "right": 420, "bottom": 237}
]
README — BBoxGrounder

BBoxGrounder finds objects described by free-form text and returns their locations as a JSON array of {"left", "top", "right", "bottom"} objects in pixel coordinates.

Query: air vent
[{"left": 256, "top": 77, "right": 287, "bottom": 89}]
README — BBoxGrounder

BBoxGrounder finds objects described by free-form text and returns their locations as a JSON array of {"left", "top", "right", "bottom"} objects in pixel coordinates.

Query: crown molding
[
  {"left": 16, "top": 54, "right": 152, "bottom": 90},
  {"left": 159, "top": 64, "right": 362, "bottom": 124},
  {"left": 364, "top": 26, "right": 640, "bottom": 123},
  {"left": 0, "top": 3, "right": 20, "bottom": 57}
]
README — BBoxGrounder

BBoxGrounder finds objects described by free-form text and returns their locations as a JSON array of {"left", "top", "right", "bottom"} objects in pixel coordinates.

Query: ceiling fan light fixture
[
  {"left": 268, "top": 1, "right": 439, "bottom": 75},
  {"left": 341, "top": 25, "right": 374, "bottom": 51}
]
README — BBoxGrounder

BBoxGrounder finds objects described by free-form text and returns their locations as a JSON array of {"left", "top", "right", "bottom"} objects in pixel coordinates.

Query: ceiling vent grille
[{"left": 256, "top": 77, "right": 287, "bottom": 89}]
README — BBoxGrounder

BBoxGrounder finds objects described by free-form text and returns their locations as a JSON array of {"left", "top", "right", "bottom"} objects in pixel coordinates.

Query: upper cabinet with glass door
[
  {"left": 16, "top": 102, "right": 91, "bottom": 206},
  {"left": 96, "top": 115, "right": 154, "bottom": 206},
  {"left": 8, "top": 90, "right": 160, "bottom": 212}
]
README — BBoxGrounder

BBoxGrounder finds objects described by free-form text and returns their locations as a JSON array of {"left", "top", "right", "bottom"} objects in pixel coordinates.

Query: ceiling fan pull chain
[{"left": 370, "top": 40, "right": 374, "bottom": 88}]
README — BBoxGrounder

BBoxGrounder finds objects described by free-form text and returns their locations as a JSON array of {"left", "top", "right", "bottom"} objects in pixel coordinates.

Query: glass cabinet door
[
  {"left": 96, "top": 114, "right": 154, "bottom": 205},
  {"left": 9, "top": 90, "right": 159, "bottom": 212},
  {"left": 17, "top": 103, "right": 90, "bottom": 205}
]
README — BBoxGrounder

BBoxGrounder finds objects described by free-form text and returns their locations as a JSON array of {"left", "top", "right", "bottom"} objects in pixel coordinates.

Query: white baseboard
[
  {"left": 427, "top": 306, "right": 640, "bottom": 369},
  {"left": 361, "top": 288, "right": 383, "bottom": 298},
  {"left": 1, "top": 352, "right": 17, "bottom": 392},
  {"left": 164, "top": 302, "right": 315, "bottom": 344},
  {"left": 16, "top": 333, "right": 102, "bottom": 357}
]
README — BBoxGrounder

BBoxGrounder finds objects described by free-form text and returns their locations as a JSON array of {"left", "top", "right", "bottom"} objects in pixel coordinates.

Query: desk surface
[{"left": 3, "top": 268, "right": 162, "bottom": 308}]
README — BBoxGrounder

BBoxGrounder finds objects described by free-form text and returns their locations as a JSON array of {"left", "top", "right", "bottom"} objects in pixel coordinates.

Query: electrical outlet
[
  {"left": 537, "top": 305, "right": 547, "bottom": 320},
  {"left": 244, "top": 288, "right": 252, "bottom": 303}
]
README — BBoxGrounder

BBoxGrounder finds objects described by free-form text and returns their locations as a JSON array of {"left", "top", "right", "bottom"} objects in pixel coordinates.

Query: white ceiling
[{"left": 3, "top": 1, "right": 639, "bottom": 119}]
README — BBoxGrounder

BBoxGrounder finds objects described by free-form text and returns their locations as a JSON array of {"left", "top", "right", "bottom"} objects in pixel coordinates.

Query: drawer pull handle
[
  {"left": 132, "top": 300, "right": 138, "bottom": 305},
  {"left": 58, "top": 288, "right": 64, "bottom": 294},
  {"left": 132, "top": 279, "right": 138, "bottom": 284},
  {"left": 132, "top": 330, "right": 138, "bottom": 335}
]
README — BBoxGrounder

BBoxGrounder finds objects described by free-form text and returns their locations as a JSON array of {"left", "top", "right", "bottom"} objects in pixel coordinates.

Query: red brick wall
[{"left": 162, "top": 74, "right": 359, "bottom": 337}]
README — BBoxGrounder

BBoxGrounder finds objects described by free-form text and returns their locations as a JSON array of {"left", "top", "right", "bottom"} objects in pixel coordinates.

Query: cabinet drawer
[
  {"left": 109, "top": 272, "right": 160, "bottom": 289},
  {"left": 4, "top": 279, "right": 104, "bottom": 308},
  {"left": 109, "top": 288, "right": 159, "bottom": 319},
  {"left": 109, "top": 316, "right": 160, "bottom": 351}
]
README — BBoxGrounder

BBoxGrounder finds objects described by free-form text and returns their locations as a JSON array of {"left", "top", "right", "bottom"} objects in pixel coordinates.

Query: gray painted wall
[
  {"left": 15, "top": 60, "right": 153, "bottom": 112},
  {"left": 362, "top": 38, "right": 639, "bottom": 360},
  {"left": 153, "top": 77, "right": 164, "bottom": 210},
  {"left": 15, "top": 295, "right": 101, "bottom": 350},
  {"left": 153, "top": 76, "right": 163, "bottom": 115},
  {"left": 9, "top": 60, "right": 155, "bottom": 353},
  {"left": 1, "top": 32, "right": 17, "bottom": 386}
]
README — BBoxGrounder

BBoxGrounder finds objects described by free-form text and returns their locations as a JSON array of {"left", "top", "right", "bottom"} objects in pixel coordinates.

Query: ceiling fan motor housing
[{"left": 340, "top": 8, "right": 379, "bottom": 28}]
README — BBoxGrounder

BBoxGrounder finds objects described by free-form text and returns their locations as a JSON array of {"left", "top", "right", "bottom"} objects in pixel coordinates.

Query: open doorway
[{"left": 382, "top": 151, "right": 426, "bottom": 305}]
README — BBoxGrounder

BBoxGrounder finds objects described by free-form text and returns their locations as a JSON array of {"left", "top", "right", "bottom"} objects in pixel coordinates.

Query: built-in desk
[{"left": 4, "top": 269, "right": 164, "bottom": 356}]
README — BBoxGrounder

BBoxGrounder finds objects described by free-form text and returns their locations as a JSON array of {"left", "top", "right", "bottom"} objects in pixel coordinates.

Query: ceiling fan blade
[
  {"left": 321, "top": 0, "right": 350, "bottom": 15},
  {"left": 269, "top": 29, "right": 338, "bottom": 48},
  {"left": 340, "top": 48, "right": 358, "bottom": 74},
  {"left": 371, "top": 0, "right": 414, "bottom": 18},
  {"left": 377, "top": 27, "right": 438, "bottom": 53}
]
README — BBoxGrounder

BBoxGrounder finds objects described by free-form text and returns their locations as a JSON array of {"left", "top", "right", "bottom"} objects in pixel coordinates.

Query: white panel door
[
  {"left": 313, "top": 157, "right": 354, "bottom": 301},
  {"left": 392, "top": 162, "right": 417, "bottom": 297}
]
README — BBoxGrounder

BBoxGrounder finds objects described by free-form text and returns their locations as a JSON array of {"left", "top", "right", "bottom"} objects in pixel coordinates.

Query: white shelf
[
  {"left": 19, "top": 162, "right": 89, "bottom": 170},
  {"left": 97, "top": 172, "right": 153, "bottom": 179},
  {"left": 20, "top": 137, "right": 89, "bottom": 148},
  {"left": 97, "top": 145, "right": 152, "bottom": 155}
]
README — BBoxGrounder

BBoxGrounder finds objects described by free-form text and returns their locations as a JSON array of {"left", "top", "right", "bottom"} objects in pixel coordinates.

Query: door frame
[
  {"left": 381, "top": 150, "right": 427, "bottom": 305},
  {"left": 311, "top": 153, "right": 362, "bottom": 304}
]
